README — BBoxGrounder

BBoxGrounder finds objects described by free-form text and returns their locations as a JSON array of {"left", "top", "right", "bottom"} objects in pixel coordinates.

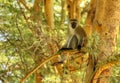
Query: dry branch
[{"left": 92, "top": 60, "right": 118, "bottom": 83}]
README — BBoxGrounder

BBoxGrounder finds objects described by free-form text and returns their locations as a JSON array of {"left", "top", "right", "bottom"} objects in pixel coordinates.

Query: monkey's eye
[{"left": 71, "top": 22, "right": 77, "bottom": 29}]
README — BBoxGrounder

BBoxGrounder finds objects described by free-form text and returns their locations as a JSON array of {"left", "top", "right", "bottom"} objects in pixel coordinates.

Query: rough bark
[
  {"left": 85, "top": 0, "right": 120, "bottom": 83},
  {"left": 92, "top": 0, "right": 120, "bottom": 82},
  {"left": 84, "top": 0, "right": 97, "bottom": 82},
  {"left": 94, "top": 0, "right": 120, "bottom": 60}
]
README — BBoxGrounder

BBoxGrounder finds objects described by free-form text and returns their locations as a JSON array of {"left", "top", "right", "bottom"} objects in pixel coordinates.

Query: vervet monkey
[{"left": 60, "top": 19, "right": 87, "bottom": 50}]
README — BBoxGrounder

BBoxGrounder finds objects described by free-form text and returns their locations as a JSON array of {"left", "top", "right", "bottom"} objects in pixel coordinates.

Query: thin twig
[
  {"left": 19, "top": 0, "right": 30, "bottom": 11},
  {"left": 17, "top": 0, "right": 34, "bottom": 34}
]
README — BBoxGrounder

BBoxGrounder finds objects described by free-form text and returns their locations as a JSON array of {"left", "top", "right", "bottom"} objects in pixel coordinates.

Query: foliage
[
  {"left": 0, "top": 0, "right": 66, "bottom": 82},
  {"left": 0, "top": 0, "right": 120, "bottom": 83}
]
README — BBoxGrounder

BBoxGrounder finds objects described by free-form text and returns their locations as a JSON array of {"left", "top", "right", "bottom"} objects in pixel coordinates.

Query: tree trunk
[
  {"left": 84, "top": 0, "right": 97, "bottom": 82},
  {"left": 85, "top": 0, "right": 120, "bottom": 83},
  {"left": 61, "top": 0, "right": 67, "bottom": 26},
  {"left": 66, "top": 0, "right": 81, "bottom": 21},
  {"left": 84, "top": 0, "right": 96, "bottom": 37},
  {"left": 44, "top": 0, "right": 54, "bottom": 29}
]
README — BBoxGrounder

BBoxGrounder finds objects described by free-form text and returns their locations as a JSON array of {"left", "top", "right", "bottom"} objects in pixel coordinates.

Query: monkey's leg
[
  {"left": 68, "top": 35, "right": 78, "bottom": 49},
  {"left": 77, "top": 38, "right": 83, "bottom": 50}
]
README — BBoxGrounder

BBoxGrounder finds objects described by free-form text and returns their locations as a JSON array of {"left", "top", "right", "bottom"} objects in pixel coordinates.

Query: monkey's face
[
  {"left": 71, "top": 21, "right": 77, "bottom": 29},
  {"left": 70, "top": 19, "right": 78, "bottom": 29}
]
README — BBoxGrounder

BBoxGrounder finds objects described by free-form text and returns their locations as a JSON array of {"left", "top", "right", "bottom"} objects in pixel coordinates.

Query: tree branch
[
  {"left": 20, "top": 53, "right": 60, "bottom": 83},
  {"left": 20, "top": 50, "right": 83, "bottom": 83},
  {"left": 19, "top": 0, "right": 30, "bottom": 11},
  {"left": 17, "top": 1, "right": 34, "bottom": 34},
  {"left": 92, "top": 60, "right": 118, "bottom": 83}
]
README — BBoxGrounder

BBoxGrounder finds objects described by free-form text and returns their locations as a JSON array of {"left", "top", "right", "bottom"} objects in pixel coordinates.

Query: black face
[
  {"left": 70, "top": 19, "right": 78, "bottom": 29},
  {"left": 71, "top": 21, "right": 77, "bottom": 29}
]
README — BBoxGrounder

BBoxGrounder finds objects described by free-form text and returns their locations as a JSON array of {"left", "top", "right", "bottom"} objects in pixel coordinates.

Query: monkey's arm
[{"left": 59, "top": 42, "right": 72, "bottom": 51}]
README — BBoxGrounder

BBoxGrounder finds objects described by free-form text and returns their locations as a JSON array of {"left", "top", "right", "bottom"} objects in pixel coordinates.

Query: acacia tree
[{"left": 0, "top": 0, "right": 120, "bottom": 83}]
